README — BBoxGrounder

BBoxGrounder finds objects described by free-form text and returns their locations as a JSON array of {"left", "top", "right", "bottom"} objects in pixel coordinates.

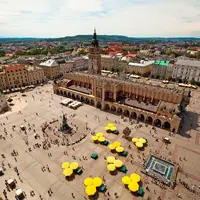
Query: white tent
[
  {"left": 8, "top": 179, "right": 14, "bottom": 185},
  {"left": 15, "top": 189, "right": 23, "bottom": 196}
]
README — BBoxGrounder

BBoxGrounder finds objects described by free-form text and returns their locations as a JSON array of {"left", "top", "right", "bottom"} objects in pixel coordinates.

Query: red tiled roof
[
  {"left": 5, "top": 65, "right": 25, "bottom": 72},
  {"left": 127, "top": 53, "right": 136, "bottom": 57},
  {"left": 109, "top": 52, "right": 116, "bottom": 55},
  {"left": 6, "top": 53, "right": 13, "bottom": 57}
]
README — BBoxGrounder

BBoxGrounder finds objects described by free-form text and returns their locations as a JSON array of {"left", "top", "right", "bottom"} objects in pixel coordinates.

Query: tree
[
  {"left": 78, "top": 49, "right": 87, "bottom": 55},
  {"left": 123, "top": 127, "right": 131, "bottom": 137},
  {"left": 191, "top": 78, "right": 196, "bottom": 85},
  {"left": 0, "top": 50, "right": 5, "bottom": 57},
  {"left": 155, "top": 74, "right": 160, "bottom": 79},
  {"left": 151, "top": 74, "right": 155, "bottom": 79},
  {"left": 111, "top": 67, "right": 115, "bottom": 72}
]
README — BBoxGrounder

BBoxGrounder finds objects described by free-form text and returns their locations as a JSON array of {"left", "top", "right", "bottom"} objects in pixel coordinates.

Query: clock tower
[{"left": 88, "top": 29, "right": 101, "bottom": 74}]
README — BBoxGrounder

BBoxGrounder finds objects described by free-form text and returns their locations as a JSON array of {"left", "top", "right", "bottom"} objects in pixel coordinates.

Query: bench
[
  {"left": 75, "top": 167, "right": 83, "bottom": 175},
  {"left": 99, "top": 184, "right": 106, "bottom": 192},
  {"left": 103, "top": 141, "right": 109, "bottom": 146},
  {"left": 120, "top": 165, "right": 127, "bottom": 173},
  {"left": 137, "top": 187, "right": 144, "bottom": 196},
  {"left": 91, "top": 153, "right": 99, "bottom": 160},
  {"left": 120, "top": 151, "right": 128, "bottom": 157}
]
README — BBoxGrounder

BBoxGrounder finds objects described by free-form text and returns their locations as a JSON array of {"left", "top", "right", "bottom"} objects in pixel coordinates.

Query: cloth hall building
[{"left": 53, "top": 30, "right": 190, "bottom": 133}]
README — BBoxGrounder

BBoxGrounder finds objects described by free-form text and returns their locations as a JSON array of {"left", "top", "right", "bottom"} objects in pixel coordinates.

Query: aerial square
[{"left": 0, "top": 1, "right": 200, "bottom": 200}]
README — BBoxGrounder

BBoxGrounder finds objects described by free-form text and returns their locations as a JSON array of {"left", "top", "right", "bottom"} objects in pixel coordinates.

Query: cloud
[
  {"left": 67, "top": 0, "right": 103, "bottom": 12},
  {"left": 0, "top": 0, "right": 200, "bottom": 37}
]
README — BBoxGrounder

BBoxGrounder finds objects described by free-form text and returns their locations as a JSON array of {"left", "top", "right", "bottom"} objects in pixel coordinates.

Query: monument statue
[{"left": 59, "top": 114, "right": 72, "bottom": 133}]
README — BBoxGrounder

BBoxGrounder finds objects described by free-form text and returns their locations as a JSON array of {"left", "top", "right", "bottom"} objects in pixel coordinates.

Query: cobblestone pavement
[{"left": 0, "top": 84, "right": 199, "bottom": 200}]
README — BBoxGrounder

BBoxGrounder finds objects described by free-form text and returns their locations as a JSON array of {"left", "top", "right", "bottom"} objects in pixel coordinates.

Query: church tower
[{"left": 88, "top": 29, "right": 101, "bottom": 74}]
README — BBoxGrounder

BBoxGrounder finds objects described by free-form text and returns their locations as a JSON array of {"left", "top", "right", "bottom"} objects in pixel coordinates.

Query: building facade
[
  {"left": 151, "top": 60, "right": 169, "bottom": 78},
  {"left": 5, "top": 65, "right": 29, "bottom": 89},
  {"left": 27, "top": 66, "right": 45, "bottom": 85},
  {"left": 0, "top": 93, "right": 8, "bottom": 113},
  {"left": 172, "top": 59, "right": 200, "bottom": 82},
  {"left": 128, "top": 61, "right": 153, "bottom": 76},
  {"left": 39, "top": 59, "right": 60, "bottom": 79},
  {"left": 0, "top": 67, "right": 7, "bottom": 90},
  {"left": 53, "top": 30, "right": 189, "bottom": 133},
  {"left": 73, "top": 57, "right": 89, "bottom": 71},
  {"left": 59, "top": 61, "right": 75, "bottom": 75},
  {"left": 0, "top": 65, "right": 45, "bottom": 91}
]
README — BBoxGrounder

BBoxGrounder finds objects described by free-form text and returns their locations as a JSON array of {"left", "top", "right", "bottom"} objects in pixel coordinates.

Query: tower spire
[{"left": 92, "top": 28, "right": 99, "bottom": 47}]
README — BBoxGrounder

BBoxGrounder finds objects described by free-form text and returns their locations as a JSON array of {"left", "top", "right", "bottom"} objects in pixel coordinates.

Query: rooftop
[
  {"left": 154, "top": 60, "right": 169, "bottom": 67},
  {"left": 39, "top": 59, "right": 58, "bottom": 67},
  {"left": 128, "top": 60, "right": 154, "bottom": 67},
  {"left": 66, "top": 72, "right": 186, "bottom": 95},
  {"left": 5, "top": 65, "right": 25, "bottom": 72},
  {"left": 175, "top": 59, "right": 200, "bottom": 68},
  {"left": 26, "top": 66, "right": 42, "bottom": 71}
]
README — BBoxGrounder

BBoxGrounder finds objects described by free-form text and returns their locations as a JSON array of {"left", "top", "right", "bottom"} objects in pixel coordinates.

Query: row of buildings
[
  {"left": 101, "top": 54, "right": 200, "bottom": 82},
  {"left": 0, "top": 65, "right": 45, "bottom": 91},
  {"left": 39, "top": 56, "right": 88, "bottom": 79},
  {"left": 0, "top": 55, "right": 89, "bottom": 91}
]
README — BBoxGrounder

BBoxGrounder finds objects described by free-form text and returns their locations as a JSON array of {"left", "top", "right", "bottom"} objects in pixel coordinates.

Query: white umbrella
[
  {"left": 7, "top": 179, "right": 14, "bottom": 185},
  {"left": 16, "top": 189, "right": 23, "bottom": 196}
]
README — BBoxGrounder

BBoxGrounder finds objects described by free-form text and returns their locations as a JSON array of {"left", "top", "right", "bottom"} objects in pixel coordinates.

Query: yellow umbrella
[
  {"left": 70, "top": 162, "right": 79, "bottom": 170},
  {"left": 96, "top": 133, "right": 104, "bottom": 137},
  {"left": 93, "top": 177, "right": 103, "bottom": 187},
  {"left": 106, "top": 156, "right": 115, "bottom": 163},
  {"left": 135, "top": 142, "right": 143, "bottom": 148},
  {"left": 130, "top": 173, "right": 141, "bottom": 182},
  {"left": 132, "top": 138, "right": 138, "bottom": 143},
  {"left": 122, "top": 176, "right": 131, "bottom": 185},
  {"left": 63, "top": 167, "right": 73, "bottom": 176},
  {"left": 105, "top": 126, "right": 110, "bottom": 131},
  {"left": 108, "top": 144, "right": 116, "bottom": 150},
  {"left": 107, "top": 164, "right": 116, "bottom": 171},
  {"left": 85, "top": 185, "right": 96, "bottom": 196},
  {"left": 62, "top": 162, "right": 70, "bottom": 169},
  {"left": 92, "top": 136, "right": 98, "bottom": 141},
  {"left": 84, "top": 177, "right": 94, "bottom": 186},
  {"left": 114, "top": 159, "right": 123, "bottom": 168},
  {"left": 113, "top": 141, "right": 121, "bottom": 147},
  {"left": 128, "top": 181, "right": 139, "bottom": 192},
  {"left": 107, "top": 123, "right": 114, "bottom": 127},
  {"left": 138, "top": 138, "right": 146, "bottom": 144},
  {"left": 110, "top": 126, "right": 117, "bottom": 132},
  {"left": 116, "top": 146, "right": 124, "bottom": 153},
  {"left": 98, "top": 137, "right": 106, "bottom": 142}
]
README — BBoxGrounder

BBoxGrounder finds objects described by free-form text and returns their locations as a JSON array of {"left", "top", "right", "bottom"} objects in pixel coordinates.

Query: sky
[{"left": 0, "top": 0, "right": 200, "bottom": 37}]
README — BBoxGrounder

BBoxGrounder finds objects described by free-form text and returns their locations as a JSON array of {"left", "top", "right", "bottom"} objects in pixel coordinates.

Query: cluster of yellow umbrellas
[
  {"left": 105, "top": 123, "right": 117, "bottom": 132},
  {"left": 132, "top": 137, "right": 147, "bottom": 148},
  {"left": 122, "top": 173, "right": 141, "bottom": 192},
  {"left": 92, "top": 133, "right": 106, "bottom": 143},
  {"left": 84, "top": 177, "right": 103, "bottom": 196},
  {"left": 62, "top": 162, "right": 79, "bottom": 177},
  {"left": 108, "top": 141, "right": 124, "bottom": 153},
  {"left": 106, "top": 156, "right": 123, "bottom": 172}
]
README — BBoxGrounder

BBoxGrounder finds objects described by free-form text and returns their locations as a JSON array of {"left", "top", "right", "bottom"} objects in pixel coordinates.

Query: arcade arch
[{"left": 154, "top": 119, "right": 162, "bottom": 128}]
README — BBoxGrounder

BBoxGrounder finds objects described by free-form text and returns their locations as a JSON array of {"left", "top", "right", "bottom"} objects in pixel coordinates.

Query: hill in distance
[{"left": 0, "top": 35, "right": 200, "bottom": 42}]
